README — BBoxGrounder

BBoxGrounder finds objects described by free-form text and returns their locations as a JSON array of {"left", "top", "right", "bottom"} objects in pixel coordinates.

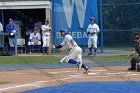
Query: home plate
[{"left": 88, "top": 73, "right": 97, "bottom": 75}]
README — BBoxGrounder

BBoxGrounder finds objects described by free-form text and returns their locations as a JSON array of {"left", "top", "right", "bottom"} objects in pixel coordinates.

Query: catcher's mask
[{"left": 134, "top": 32, "right": 140, "bottom": 41}]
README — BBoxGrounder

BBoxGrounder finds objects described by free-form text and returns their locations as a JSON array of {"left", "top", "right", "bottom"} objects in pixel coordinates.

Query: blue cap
[
  {"left": 90, "top": 17, "right": 95, "bottom": 20},
  {"left": 9, "top": 18, "right": 13, "bottom": 22}
]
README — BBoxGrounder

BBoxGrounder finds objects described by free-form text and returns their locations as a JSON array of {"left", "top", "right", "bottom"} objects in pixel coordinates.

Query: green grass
[
  {"left": 103, "top": 47, "right": 133, "bottom": 51},
  {"left": 88, "top": 55, "right": 131, "bottom": 62},
  {"left": 0, "top": 82, "right": 10, "bottom": 85},
  {"left": 0, "top": 55, "right": 132, "bottom": 66},
  {"left": 0, "top": 56, "right": 60, "bottom": 66},
  {"left": 80, "top": 45, "right": 133, "bottom": 51}
]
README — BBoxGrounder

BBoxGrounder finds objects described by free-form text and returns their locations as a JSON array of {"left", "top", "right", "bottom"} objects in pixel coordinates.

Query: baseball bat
[
  {"left": 78, "top": 26, "right": 86, "bottom": 32},
  {"left": 59, "top": 55, "right": 68, "bottom": 63}
]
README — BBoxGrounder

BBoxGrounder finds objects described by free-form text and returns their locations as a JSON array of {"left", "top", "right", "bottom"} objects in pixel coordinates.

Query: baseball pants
[
  {"left": 42, "top": 35, "right": 50, "bottom": 47},
  {"left": 66, "top": 46, "right": 82, "bottom": 63},
  {"left": 88, "top": 35, "right": 97, "bottom": 48}
]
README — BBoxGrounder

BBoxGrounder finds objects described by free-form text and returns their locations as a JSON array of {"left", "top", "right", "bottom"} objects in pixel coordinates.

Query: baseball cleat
[
  {"left": 93, "top": 53, "right": 96, "bottom": 56},
  {"left": 88, "top": 52, "right": 92, "bottom": 55},
  {"left": 77, "top": 62, "right": 82, "bottom": 71},
  {"left": 128, "top": 67, "right": 136, "bottom": 70},
  {"left": 83, "top": 67, "right": 89, "bottom": 74}
]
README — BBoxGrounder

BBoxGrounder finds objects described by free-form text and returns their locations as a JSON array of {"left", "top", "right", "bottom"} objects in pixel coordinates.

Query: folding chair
[{"left": 17, "top": 39, "right": 25, "bottom": 53}]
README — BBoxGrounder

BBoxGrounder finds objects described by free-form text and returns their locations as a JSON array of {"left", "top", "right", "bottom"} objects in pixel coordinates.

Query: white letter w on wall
[{"left": 62, "top": 0, "right": 87, "bottom": 28}]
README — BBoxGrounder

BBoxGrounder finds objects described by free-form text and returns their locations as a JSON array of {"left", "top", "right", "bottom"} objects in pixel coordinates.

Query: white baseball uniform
[
  {"left": 41, "top": 24, "right": 51, "bottom": 47},
  {"left": 87, "top": 23, "right": 100, "bottom": 48},
  {"left": 61, "top": 34, "right": 82, "bottom": 63},
  {"left": 28, "top": 33, "right": 41, "bottom": 45}
]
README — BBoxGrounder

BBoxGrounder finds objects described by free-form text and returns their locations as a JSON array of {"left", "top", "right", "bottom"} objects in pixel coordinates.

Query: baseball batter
[
  {"left": 87, "top": 17, "right": 100, "bottom": 55},
  {"left": 55, "top": 29, "right": 89, "bottom": 74},
  {"left": 41, "top": 19, "right": 51, "bottom": 54}
]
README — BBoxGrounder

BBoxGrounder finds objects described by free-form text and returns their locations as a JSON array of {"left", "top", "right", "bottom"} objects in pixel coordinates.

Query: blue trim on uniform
[
  {"left": 81, "top": 63, "right": 88, "bottom": 70},
  {"left": 21, "top": 82, "right": 140, "bottom": 93},
  {"left": 68, "top": 59, "right": 78, "bottom": 64},
  {"left": 94, "top": 48, "right": 97, "bottom": 54},
  {"left": 89, "top": 47, "right": 92, "bottom": 52},
  {"left": 45, "top": 47, "right": 48, "bottom": 53}
]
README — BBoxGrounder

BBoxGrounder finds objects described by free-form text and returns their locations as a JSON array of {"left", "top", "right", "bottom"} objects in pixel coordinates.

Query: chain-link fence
[{"left": 98, "top": 1, "right": 140, "bottom": 49}]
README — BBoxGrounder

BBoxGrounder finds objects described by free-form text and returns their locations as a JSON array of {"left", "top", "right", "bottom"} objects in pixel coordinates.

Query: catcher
[{"left": 128, "top": 32, "right": 140, "bottom": 70}]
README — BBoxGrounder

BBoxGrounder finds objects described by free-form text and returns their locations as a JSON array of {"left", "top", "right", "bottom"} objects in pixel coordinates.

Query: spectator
[
  {"left": 14, "top": 16, "right": 23, "bottom": 39},
  {"left": 27, "top": 28, "right": 41, "bottom": 54},
  {"left": 34, "top": 18, "right": 42, "bottom": 34},
  {"left": 6, "top": 18, "right": 16, "bottom": 54}
]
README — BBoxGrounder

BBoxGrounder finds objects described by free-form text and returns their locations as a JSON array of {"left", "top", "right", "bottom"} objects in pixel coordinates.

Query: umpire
[{"left": 128, "top": 32, "right": 140, "bottom": 70}]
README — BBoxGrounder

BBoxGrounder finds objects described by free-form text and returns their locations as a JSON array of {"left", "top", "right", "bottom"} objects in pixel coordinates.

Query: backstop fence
[{"left": 98, "top": 1, "right": 140, "bottom": 49}]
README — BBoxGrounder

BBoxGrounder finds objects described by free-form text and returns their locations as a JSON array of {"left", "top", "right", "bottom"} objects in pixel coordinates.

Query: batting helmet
[{"left": 60, "top": 29, "right": 69, "bottom": 35}]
